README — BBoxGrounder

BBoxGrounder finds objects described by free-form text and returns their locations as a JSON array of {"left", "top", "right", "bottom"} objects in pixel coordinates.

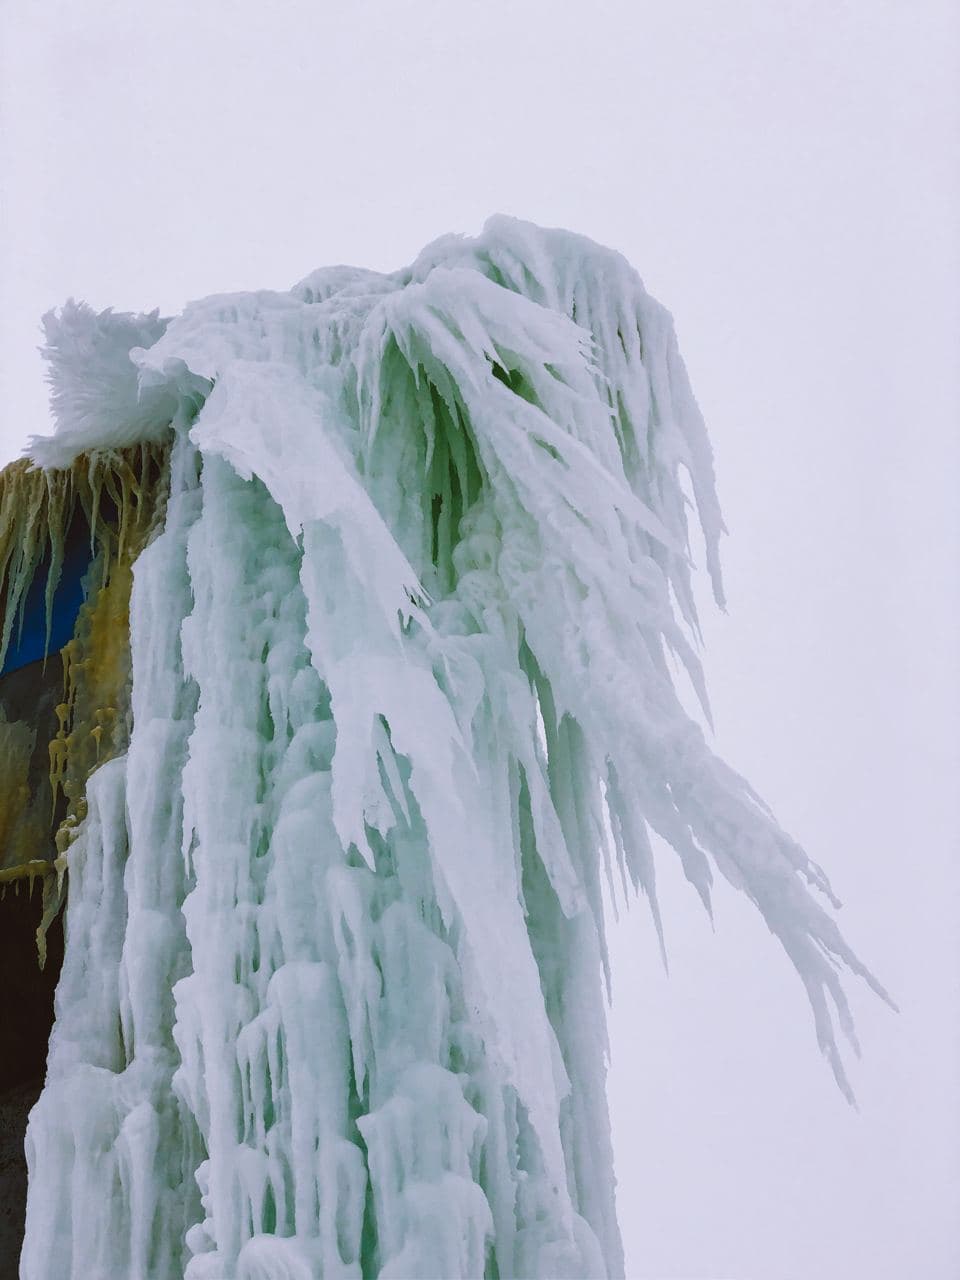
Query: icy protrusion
[
  {"left": 32, "top": 302, "right": 175, "bottom": 468},
  {"left": 21, "top": 218, "right": 884, "bottom": 1279}
]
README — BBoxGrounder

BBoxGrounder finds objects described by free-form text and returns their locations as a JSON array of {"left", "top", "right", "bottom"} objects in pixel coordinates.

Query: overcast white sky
[{"left": 2, "top": 3, "right": 958, "bottom": 1277}]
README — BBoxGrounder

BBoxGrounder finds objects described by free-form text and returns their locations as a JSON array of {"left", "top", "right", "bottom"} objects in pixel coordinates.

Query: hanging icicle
[{"left": 0, "top": 443, "right": 170, "bottom": 964}]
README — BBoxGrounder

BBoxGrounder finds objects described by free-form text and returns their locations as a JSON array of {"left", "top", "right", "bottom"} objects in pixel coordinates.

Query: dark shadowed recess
[
  {"left": 0, "top": 506, "right": 91, "bottom": 1277},
  {"left": 0, "top": 654, "right": 67, "bottom": 1280}
]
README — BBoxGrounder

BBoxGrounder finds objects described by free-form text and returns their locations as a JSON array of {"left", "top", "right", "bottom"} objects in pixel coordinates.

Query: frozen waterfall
[{"left": 17, "top": 218, "right": 887, "bottom": 1279}]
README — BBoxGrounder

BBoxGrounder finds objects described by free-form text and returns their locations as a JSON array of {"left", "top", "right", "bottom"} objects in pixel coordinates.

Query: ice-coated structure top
[{"left": 21, "top": 218, "right": 886, "bottom": 1280}]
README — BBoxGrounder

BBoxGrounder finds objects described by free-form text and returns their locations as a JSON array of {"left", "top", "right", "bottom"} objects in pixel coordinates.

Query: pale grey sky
[{"left": 2, "top": 3, "right": 958, "bottom": 1277}]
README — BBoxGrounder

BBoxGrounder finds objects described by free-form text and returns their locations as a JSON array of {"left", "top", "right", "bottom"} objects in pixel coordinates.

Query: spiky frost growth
[{"left": 34, "top": 301, "right": 173, "bottom": 464}]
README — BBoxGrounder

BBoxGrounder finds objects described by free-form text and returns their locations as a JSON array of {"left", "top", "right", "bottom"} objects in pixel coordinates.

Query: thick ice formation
[{"left": 20, "top": 218, "right": 887, "bottom": 1279}]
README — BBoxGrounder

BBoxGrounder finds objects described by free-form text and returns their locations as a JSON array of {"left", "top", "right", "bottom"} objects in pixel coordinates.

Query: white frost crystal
[{"left": 21, "top": 218, "right": 886, "bottom": 1279}]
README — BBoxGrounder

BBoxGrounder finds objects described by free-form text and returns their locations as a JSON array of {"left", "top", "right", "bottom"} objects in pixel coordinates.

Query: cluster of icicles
[
  {"left": 0, "top": 445, "right": 168, "bottom": 958},
  {"left": 19, "top": 218, "right": 886, "bottom": 1280}
]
